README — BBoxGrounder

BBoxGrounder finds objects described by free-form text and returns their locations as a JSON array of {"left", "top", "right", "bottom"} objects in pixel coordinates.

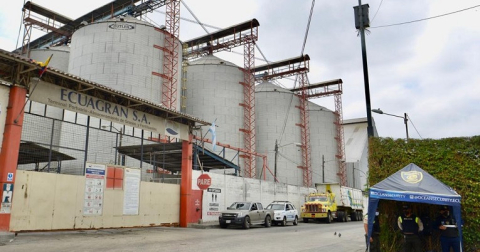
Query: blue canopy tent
[{"left": 367, "top": 163, "right": 463, "bottom": 251}]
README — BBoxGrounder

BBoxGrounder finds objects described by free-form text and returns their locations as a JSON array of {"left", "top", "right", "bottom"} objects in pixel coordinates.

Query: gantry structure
[
  {"left": 252, "top": 55, "right": 312, "bottom": 187},
  {"left": 183, "top": 19, "right": 260, "bottom": 178},
  {"left": 290, "top": 79, "right": 347, "bottom": 186}
]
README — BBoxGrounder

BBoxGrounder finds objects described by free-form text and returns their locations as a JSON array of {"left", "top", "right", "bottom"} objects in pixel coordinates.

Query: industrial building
[{"left": 0, "top": 0, "right": 373, "bottom": 233}]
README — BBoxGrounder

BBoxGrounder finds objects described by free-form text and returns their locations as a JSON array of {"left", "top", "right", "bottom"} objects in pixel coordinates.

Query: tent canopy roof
[{"left": 372, "top": 163, "right": 460, "bottom": 198}]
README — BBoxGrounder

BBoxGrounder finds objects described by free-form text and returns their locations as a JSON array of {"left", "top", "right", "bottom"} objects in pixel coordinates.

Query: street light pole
[{"left": 372, "top": 108, "right": 409, "bottom": 140}]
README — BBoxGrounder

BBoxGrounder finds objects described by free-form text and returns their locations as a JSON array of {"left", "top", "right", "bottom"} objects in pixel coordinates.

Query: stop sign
[{"left": 197, "top": 173, "right": 211, "bottom": 190}]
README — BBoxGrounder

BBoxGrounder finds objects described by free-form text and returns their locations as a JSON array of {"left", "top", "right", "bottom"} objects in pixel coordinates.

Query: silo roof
[{"left": 189, "top": 55, "right": 238, "bottom": 67}]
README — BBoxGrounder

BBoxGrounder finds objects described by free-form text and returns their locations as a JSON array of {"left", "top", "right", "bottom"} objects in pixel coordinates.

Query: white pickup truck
[
  {"left": 218, "top": 202, "right": 274, "bottom": 229},
  {"left": 266, "top": 201, "right": 299, "bottom": 226}
]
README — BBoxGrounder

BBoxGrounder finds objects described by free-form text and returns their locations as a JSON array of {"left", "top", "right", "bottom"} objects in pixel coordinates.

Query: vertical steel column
[
  {"left": 0, "top": 86, "right": 27, "bottom": 231},
  {"left": 297, "top": 72, "right": 311, "bottom": 187},
  {"left": 179, "top": 135, "right": 193, "bottom": 227},
  {"left": 162, "top": 0, "right": 180, "bottom": 110},
  {"left": 240, "top": 40, "right": 256, "bottom": 178},
  {"left": 334, "top": 93, "right": 347, "bottom": 186},
  {"left": 83, "top": 116, "right": 90, "bottom": 176}
]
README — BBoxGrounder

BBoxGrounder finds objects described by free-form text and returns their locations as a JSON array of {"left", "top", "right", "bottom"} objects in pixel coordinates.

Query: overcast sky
[{"left": 1, "top": 0, "right": 479, "bottom": 140}]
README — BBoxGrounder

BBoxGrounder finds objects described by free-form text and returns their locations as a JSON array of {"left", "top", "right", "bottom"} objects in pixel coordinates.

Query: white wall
[
  {"left": 192, "top": 170, "right": 315, "bottom": 222},
  {"left": 10, "top": 170, "right": 179, "bottom": 231}
]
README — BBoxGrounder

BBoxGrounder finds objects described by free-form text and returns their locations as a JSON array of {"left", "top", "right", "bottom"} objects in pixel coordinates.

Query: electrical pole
[
  {"left": 274, "top": 139, "right": 278, "bottom": 180},
  {"left": 322, "top": 154, "right": 325, "bottom": 183},
  {"left": 354, "top": 1, "right": 373, "bottom": 138}
]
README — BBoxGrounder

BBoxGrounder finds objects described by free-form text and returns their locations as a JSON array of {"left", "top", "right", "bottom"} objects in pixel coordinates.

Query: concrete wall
[
  {"left": 10, "top": 170, "right": 179, "bottom": 231},
  {"left": 192, "top": 170, "right": 315, "bottom": 222}
]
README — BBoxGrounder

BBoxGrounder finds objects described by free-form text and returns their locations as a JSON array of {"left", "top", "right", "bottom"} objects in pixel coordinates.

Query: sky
[{"left": 0, "top": 0, "right": 479, "bottom": 140}]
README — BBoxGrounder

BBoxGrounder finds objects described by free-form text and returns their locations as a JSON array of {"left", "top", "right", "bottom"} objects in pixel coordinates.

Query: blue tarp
[{"left": 367, "top": 163, "right": 462, "bottom": 250}]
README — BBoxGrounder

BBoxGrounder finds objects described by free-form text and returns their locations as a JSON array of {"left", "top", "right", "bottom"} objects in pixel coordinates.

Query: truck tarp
[{"left": 367, "top": 163, "right": 462, "bottom": 249}]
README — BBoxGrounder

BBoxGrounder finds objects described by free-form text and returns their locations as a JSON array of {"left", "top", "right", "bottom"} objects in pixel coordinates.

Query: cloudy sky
[{"left": 1, "top": 0, "right": 479, "bottom": 139}]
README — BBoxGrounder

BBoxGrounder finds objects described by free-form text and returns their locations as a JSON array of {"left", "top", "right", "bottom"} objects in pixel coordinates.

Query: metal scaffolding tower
[
  {"left": 184, "top": 19, "right": 259, "bottom": 178},
  {"left": 290, "top": 79, "right": 347, "bottom": 186},
  {"left": 161, "top": 0, "right": 180, "bottom": 110},
  {"left": 253, "top": 55, "right": 311, "bottom": 186}
]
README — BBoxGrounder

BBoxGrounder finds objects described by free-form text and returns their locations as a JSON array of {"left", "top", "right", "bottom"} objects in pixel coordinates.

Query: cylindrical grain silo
[
  {"left": 255, "top": 82, "right": 303, "bottom": 186},
  {"left": 185, "top": 55, "right": 244, "bottom": 171},
  {"left": 69, "top": 15, "right": 182, "bottom": 107},
  {"left": 29, "top": 45, "right": 70, "bottom": 72},
  {"left": 18, "top": 46, "right": 70, "bottom": 172},
  {"left": 308, "top": 102, "right": 339, "bottom": 185},
  {"left": 27, "top": 45, "right": 70, "bottom": 119}
]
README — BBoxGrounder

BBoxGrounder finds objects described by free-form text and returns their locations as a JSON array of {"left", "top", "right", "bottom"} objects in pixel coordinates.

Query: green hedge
[{"left": 368, "top": 136, "right": 480, "bottom": 252}]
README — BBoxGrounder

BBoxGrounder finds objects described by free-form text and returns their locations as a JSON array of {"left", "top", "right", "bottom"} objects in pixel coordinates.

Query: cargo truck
[{"left": 301, "top": 183, "right": 363, "bottom": 223}]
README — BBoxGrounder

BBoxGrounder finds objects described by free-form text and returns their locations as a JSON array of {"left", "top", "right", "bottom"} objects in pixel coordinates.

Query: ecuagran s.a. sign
[{"left": 29, "top": 79, "right": 188, "bottom": 140}]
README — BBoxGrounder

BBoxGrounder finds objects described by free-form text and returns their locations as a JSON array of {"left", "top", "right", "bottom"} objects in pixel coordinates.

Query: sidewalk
[{"left": 188, "top": 220, "right": 219, "bottom": 229}]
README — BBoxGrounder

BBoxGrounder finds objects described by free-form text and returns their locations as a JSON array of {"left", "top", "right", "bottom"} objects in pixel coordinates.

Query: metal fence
[{"left": 18, "top": 101, "right": 182, "bottom": 183}]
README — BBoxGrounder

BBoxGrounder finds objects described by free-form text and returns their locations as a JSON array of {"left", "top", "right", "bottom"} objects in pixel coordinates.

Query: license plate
[{"left": 226, "top": 220, "right": 231, "bottom": 223}]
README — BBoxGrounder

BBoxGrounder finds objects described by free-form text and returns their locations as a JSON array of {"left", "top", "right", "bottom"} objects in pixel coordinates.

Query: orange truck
[{"left": 301, "top": 183, "right": 364, "bottom": 223}]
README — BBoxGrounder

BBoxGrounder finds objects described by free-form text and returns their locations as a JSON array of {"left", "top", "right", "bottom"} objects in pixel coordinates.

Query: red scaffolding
[
  {"left": 253, "top": 55, "right": 311, "bottom": 186},
  {"left": 290, "top": 79, "right": 347, "bottom": 186},
  {"left": 183, "top": 19, "right": 259, "bottom": 178},
  {"left": 161, "top": 0, "right": 180, "bottom": 110}
]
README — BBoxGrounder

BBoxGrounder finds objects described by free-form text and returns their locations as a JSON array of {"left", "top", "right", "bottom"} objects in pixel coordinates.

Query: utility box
[{"left": 353, "top": 4, "right": 370, "bottom": 29}]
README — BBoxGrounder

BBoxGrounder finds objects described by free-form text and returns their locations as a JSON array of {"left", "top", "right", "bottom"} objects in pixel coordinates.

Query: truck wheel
[
  {"left": 303, "top": 218, "right": 309, "bottom": 223},
  {"left": 220, "top": 223, "right": 229, "bottom": 228},
  {"left": 351, "top": 212, "right": 357, "bottom": 221},
  {"left": 264, "top": 215, "right": 272, "bottom": 227},
  {"left": 281, "top": 217, "right": 287, "bottom": 226},
  {"left": 336, "top": 211, "right": 343, "bottom": 222},
  {"left": 326, "top": 212, "right": 332, "bottom": 223},
  {"left": 293, "top": 216, "right": 298, "bottom": 226},
  {"left": 243, "top": 216, "right": 250, "bottom": 229}
]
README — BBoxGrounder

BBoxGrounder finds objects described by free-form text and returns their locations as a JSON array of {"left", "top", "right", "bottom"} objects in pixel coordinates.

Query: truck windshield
[
  {"left": 228, "top": 202, "right": 251, "bottom": 210},
  {"left": 309, "top": 196, "right": 328, "bottom": 202},
  {"left": 266, "top": 204, "right": 284, "bottom": 210}
]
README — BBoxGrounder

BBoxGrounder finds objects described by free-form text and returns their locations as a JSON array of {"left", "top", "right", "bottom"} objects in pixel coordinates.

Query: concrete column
[
  {"left": 180, "top": 135, "right": 193, "bottom": 227},
  {"left": 0, "top": 85, "right": 27, "bottom": 232}
]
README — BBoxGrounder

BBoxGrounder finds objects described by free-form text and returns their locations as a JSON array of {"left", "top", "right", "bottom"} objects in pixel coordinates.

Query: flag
[
  {"left": 207, "top": 121, "right": 216, "bottom": 151},
  {"left": 38, "top": 54, "right": 53, "bottom": 77}
]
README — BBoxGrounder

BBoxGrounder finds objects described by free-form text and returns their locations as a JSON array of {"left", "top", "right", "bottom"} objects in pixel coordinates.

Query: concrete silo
[
  {"left": 69, "top": 15, "right": 182, "bottom": 107},
  {"left": 308, "top": 102, "right": 339, "bottom": 185},
  {"left": 19, "top": 46, "right": 70, "bottom": 171},
  {"left": 185, "top": 55, "right": 244, "bottom": 171},
  {"left": 255, "top": 82, "right": 303, "bottom": 186},
  {"left": 27, "top": 45, "right": 70, "bottom": 119}
]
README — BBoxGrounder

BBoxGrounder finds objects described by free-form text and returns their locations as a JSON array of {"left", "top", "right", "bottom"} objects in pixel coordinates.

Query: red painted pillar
[
  {"left": 0, "top": 85, "right": 27, "bottom": 231},
  {"left": 179, "top": 135, "right": 193, "bottom": 227}
]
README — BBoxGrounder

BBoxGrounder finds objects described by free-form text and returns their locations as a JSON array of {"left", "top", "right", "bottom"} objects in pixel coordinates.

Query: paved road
[{"left": 1, "top": 221, "right": 367, "bottom": 252}]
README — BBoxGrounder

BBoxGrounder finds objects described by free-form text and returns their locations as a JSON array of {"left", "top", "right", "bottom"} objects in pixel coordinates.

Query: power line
[
  {"left": 407, "top": 114, "right": 422, "bottom": 139},
  {"left": 371, "top": 4, "right": 480, "bottom": 28},
  {"left": 370, "top": 0, "right": 384, "bottom": 24}
]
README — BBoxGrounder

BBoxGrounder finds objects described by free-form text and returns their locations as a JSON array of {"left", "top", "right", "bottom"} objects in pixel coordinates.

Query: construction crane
[
  {"left": 252, "top": 55, "right": 312, "bottom": 187},
  {"left": 290, "top": 79, "right": 347, "bottom": 187}
]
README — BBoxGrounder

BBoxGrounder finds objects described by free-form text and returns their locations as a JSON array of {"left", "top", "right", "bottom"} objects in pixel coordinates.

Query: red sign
[{"left": 197, "top": 174, "right": 211, "bottom": 190}]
